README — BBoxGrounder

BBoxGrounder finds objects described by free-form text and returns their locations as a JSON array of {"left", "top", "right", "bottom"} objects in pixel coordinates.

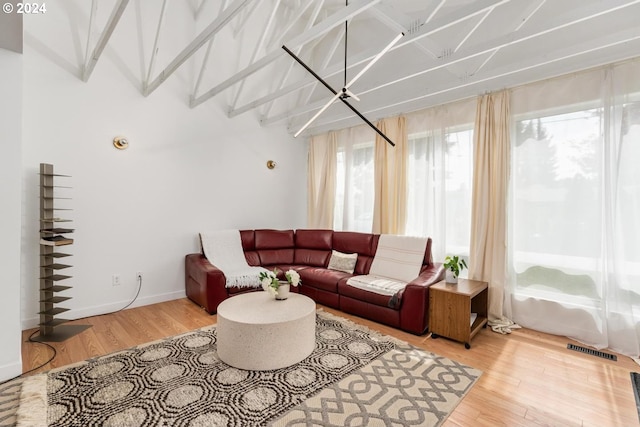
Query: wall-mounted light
[
  {"left": 266, "top": 160, "right": 276, "bottom": 169},
  {"left": 113, "top": 136, "right": 129, "bottom": 150}
]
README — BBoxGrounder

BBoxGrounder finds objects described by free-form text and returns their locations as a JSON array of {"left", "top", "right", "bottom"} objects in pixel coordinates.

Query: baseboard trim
[
  {"left": 21, "top": 291, "right": 186, "bottom": 330},
  {"left": 0, "top": 360, "right": 23, "bottom": 383}
]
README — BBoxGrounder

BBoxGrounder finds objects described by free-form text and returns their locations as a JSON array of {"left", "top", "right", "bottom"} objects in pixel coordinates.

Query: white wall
[
  {"left": 0, "top": 47, "right": 23, "bottom": 381},
  {"left": 20, "top": 2, "right": 307, "bottom": 328}
]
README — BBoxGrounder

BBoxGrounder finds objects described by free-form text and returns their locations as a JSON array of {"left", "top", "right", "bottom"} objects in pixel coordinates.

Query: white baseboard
[
  {"left": 21, "top": 290, "right": 187, "bottom": 331},
  {"left": 0, "top": 360, "right": 23, "bottom": 383}
]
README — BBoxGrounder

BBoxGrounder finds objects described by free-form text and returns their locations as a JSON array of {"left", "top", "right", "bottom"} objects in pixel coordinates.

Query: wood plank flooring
[{"left": 21, "top": 298, "right": 639, "bottom": 426}]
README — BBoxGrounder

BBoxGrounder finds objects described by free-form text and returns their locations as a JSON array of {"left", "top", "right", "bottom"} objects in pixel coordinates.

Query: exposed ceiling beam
[
  {"left": 232, "top": 0, "right": 260, "bottom": 37},
  {"left": 454, "top": 8, "right": 492, "bottom": 53},
  {"left": 268, "top": 0, "right": 316, "bottom": 48},
  {"left": 143, "top": 0, "right": 254, "bottom": 97},
  {"left": 83, "top": 0, "right": 98, "bottom": 71},
  {"left": 230, "top": 23, "right": 346, "bottom": 119},
  {"left": 82, "top": 0, "right": 130, "bottom": 82},
  {"left": 474, "top": 0, "right": 546, "bottom": 74},
  {"left": 144, "top": 0, "right": 168, "bottom": 90},
  {"left": 259, "top": 0, "right": 510, "bottom": 125},
  {"left": 190, "top": 0, "right": 382, "bottom": 108},
  {"left": 259, "top": 0, "right": 325, "bottom": 118},
  {"left": 192, "top": 0, "right": 230, "bottom": 98},
  {"left": 266, "top": 0, "right": 638, "bottom": 127},
  {"left": 230, "top": 0, "right": 283, "bottom": 109},
  {"left": 306, "top": 27, "right": 640, "bottom": 134}
]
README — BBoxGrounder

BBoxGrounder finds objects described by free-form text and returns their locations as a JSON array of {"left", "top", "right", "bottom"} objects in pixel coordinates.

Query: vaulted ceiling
[{"left": 81, "top": 0, "right": 640, "bottom": 137}]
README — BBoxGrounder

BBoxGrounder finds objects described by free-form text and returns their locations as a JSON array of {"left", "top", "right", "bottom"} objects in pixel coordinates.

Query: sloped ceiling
[{"left": 76, "top": 0, "right": 640, "bottom": 137}]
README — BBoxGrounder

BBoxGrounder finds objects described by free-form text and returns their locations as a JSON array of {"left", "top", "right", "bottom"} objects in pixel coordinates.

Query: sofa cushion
[
  {"left": 338, "top": 279, "right": 395, "bottom": 308},
  {"left": 327, "top": 250, "right": 357, "bottom": 274},
  {"left": 295, "top": 229, "right": 333, "bottom": 249},
  {"left": 255, "top": 229, "right": 295, "bottom": 265},
  {"left": 294, "top": 249, "right": 330, "bottom": 267},
  {"left": 239, "top": 230, "right": 261, "bottom": 266},
  {"left": 298, "top": 267, "right": 351, "bottom": 293}
]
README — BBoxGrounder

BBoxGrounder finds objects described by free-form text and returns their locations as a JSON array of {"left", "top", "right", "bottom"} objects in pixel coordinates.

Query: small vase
[
  {"left": 445, "top": 270, "right": 458, "bottom": 284},
  {"left": 276, "top": 282, "right": 290, "bottom": 300}
]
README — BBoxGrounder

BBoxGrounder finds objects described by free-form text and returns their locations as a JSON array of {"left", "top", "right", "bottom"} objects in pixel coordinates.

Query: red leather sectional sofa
[{"left": 185, "top": 229, "right": 444, "bottom": 335}]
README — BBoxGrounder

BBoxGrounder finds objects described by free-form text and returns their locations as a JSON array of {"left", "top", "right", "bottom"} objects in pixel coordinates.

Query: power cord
[{"left": 0, "top": 274, "right": 143, "bottom": 386}]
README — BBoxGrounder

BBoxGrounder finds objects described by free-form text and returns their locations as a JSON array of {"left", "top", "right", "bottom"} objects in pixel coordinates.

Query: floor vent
[
  {"left": 631, "top": 372, "right": 640, "bottom": 422},
  {"left": 567, "top": 343, "right": 617, "bottom": 361}
]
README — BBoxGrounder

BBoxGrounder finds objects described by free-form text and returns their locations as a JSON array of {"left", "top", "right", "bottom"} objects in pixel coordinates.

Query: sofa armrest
[
  {"left": 185, "top": 253, "right": 229, "bottom": 313},
  {"left": 398, "top": 263, "right": 445, "bottom": 334}
]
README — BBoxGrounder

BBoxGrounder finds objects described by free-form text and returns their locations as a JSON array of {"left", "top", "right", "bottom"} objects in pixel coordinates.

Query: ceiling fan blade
[
  {"left": 340, "top": 97, "right": 395, "bottom": 147},
  {"left": 294, "top": 91, "right": 341, "bottom": 137},
  {"left": 282, "top": 44, "right": 395, "bottom": 146},
  {"left": 343, "top": 88, "right": 360, "bottom": 101},
  {"left": 282, "top": 45, "right": 339, "bottom": 97},
  {"left": 345, "top": 32, "right": 404, "bottom": 89}
]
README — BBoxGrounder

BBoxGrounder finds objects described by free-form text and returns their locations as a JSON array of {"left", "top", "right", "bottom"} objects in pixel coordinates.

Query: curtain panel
[
  {"left": 373, "top": 116, "right": 408, "bottom": 234},
  {"left": 469, "top": 90, "right": 511, "bottom": 322},
  {"left": 509, "top": 59, "right": 640, "bottom": 358},
  {"left": 307, "top": 133, "right": 337, "bottom": 229}
]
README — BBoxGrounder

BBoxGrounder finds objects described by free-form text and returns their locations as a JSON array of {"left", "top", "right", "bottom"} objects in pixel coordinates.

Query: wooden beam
[
  {"left": 259, "top": 0, "right": 325, "bottom": 118},
  {"left": 82, "top": 0, "right": 130, "bottom": 82},
  {"left": 144, "top": 0, "right": 168, "bottom": 91},
  {"left": 190, "top": 0, "right": 382, "bottom": 108},
  {"left": 230, "top": 0, "right": 283, "bottom": 110},
  {"left": 264, "top": 0, "right": 637, "bottom": 126},
  {"left": 143, "top": 0, "right": 255, "bottom": 97},
  {"left": 300, "top": 28, "right": 640, "bottom": 134},
  {"left": 192, "top": 0, "right": 229, "bottom": 99},
  {"left": 254, "top": 0, "right": 510, "bottom": 122}
]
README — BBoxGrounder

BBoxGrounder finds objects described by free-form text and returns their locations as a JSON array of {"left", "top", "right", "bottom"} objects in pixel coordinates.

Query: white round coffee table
[{"left": 216, "top": 292, "right": 316, "bottom": 371}]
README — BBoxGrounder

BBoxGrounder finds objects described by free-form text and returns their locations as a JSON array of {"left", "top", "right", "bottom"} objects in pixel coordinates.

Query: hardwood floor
[{"left": 21, "top": 298, "right": 639, "bottom": 427}]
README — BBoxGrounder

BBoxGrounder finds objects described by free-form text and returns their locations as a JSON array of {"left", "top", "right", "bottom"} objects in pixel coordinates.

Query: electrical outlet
[
  {"left": 112, "top": 274, "right": 121, "bottom": 286},
  {"left": 136, "top": 271, "right": 143, "bottom": 281}
]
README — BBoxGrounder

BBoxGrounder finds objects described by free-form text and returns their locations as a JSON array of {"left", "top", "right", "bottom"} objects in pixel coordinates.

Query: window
[
  {"left": 512, "top": 109, "right": 602, "bottom": 303},
  {"left": 333, "top": 128, "right": 375, "bottom": 232},
  {"left": 405, "top": 126, "right": 473, "bottom": 262}
]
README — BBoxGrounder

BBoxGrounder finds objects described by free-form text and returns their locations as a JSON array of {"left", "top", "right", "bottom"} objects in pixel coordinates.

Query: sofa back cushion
[
  {"left": 240, "top": 230, "right": 260, "bottom": 266},
  {"left": 254, "top": 229, "right": 295, "bottom": 265},
  {"left": 294, "top": 229, "right": 332, "bottom": 267},
  {"left": 332, "top": 231, "right": 379, "bottom": 275}
]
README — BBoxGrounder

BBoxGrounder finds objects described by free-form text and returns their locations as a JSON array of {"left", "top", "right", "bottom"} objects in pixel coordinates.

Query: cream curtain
[
  {"left": 307, "top": 132, "right": 337, "bottom": 229},
  {"left": 372, "top": 116, "right": 408, "bottom": 234},
  {"left": 469, "top": 91, "right": 511, "bottom": 322}
]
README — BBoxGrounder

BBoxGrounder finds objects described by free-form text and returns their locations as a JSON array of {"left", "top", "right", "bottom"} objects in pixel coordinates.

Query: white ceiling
[{"left": 81, "top": 0, "right": 640, "bottom": 137}]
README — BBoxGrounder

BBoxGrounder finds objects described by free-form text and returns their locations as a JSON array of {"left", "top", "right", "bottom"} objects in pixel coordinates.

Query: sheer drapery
[
  {"left": 469, "top": 90, "right": 511, "bottom": 322},
  {"left": 373, "top": 116, "right": 407, "bottom": 234},
  {"left": 405, "top": 100, "right": 475, "bottom": 261},
  {"left": 307, "top": 132, "right": 337, "bottom": 228},
  {"left": 333, "top": 125, "right": 376, "bottom": 232},
  {"left": 509, "top": 60, "right": 640, "bottom": 357}
]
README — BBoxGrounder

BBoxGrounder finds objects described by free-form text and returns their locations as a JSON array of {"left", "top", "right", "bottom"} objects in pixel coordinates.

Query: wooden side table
[{"left": 429, "top": 279, "right": 488, "bottom": 349}]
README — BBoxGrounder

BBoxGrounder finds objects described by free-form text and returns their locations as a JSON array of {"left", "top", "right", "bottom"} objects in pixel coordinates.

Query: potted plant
[
  {"left": 443, "top": 255, "right": 468, "bottom": 284},
  {"left": 259, "top": 268, "right": 301, "bottom": 300}
]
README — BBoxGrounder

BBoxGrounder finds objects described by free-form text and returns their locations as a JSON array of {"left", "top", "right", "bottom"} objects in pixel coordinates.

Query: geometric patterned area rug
[{"left": 11, "top": 311, "right": 481, "bottom": 427}]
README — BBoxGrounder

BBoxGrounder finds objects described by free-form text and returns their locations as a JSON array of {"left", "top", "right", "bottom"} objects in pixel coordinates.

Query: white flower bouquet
[{"left": 259, "top": 268, "right": 301, "bottom": 298}]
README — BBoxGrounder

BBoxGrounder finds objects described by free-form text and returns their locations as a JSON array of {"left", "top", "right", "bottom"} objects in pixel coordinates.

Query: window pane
[
  {"left": 334, "top": 142, "right": 374, "bottom": 232},
  {"left": 512, "top": 109, "right": 602, "bottom": 300},
  {"left": 406, "top": 128, "right": 472, "bottom": 262}
]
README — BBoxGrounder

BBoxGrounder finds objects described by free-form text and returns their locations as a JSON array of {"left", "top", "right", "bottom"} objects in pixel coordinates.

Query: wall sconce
[
  {"left": 266, "top": 160, "right": 276, "bottom": 169},
  {"left": 113, "top": 136, "right": 129, "bottom": 150}
]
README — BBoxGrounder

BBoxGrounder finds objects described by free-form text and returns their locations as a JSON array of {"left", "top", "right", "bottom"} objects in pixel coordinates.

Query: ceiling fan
[{"left": 282, "top": 1, "right": 404, "bottom": 146}]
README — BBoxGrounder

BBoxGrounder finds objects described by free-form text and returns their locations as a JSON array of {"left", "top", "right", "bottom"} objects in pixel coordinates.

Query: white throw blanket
[
  {"left": 200, "top": 230, "right": 267, "bottom": 288},
  {"left": 369, "top": 234, "right": 427, "bottom": 282},
  {"left": 346, "top": 234, "right": 427, "bottom": 297},
  {"left": 346, "top": 274, "right": 408, "bottom": 296}
]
